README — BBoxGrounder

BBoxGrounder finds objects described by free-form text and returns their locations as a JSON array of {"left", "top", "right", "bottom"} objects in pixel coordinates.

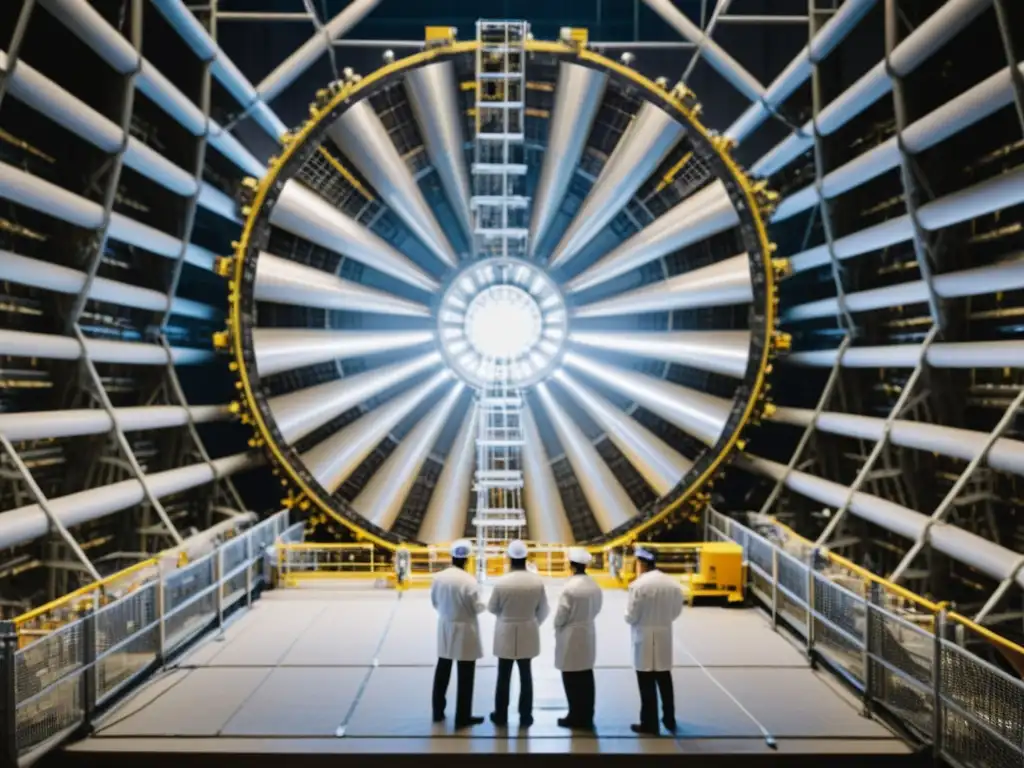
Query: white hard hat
[
  {"left": 450, "top": 539, "right": 473, "bottom": 558},
  {"left": 507, "top": 539, "right": 528, "bottom": 559},
  {"left": 568, "top": 547, "right": 592, "bottom": 566},
  {"left": 634, "top": 545, "right": 656, "bottom": 563}
]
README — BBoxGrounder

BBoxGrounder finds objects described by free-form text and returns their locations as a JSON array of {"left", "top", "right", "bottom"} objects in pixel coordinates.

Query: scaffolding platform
[{"left": 49, "top": 584, "right": 919, "bottom": 768}]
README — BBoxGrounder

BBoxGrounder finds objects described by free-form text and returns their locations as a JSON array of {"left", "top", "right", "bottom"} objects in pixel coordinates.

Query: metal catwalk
[{"left": 59, "top": 584, "right": 911, "bottom": 763}]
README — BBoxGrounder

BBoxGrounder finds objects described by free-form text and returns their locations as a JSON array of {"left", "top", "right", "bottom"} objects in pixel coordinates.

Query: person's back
[
  {"left": 554, "top": 573, "right": 603, "bottom": 671},
  {"left": 432, "top": 566, "right": 483, "bottom": 629},
  {"left": 489, "top": 569, "right": 548, "bottom": 658}
]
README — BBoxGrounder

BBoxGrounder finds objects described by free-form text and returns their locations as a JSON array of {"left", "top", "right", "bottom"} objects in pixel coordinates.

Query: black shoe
[
  {"left": 662, "top": 717, "right": 677, "bottom": 732},
  {"left": 489, "top": 712, "right": 507, "bottom": 726},
  {"left": 558, "top": 717, "right": 594, "bottom": 730},
  {"left": 432, "top": 712, "right": 445, "bottom": 724},
  {"left": 631, "top": 723, "right": 659, "bottom": 735},
  {"left": 557, "top": 717, "right": 574, "bottom": 729},
  {"left": 454, "top": 716, "right": 484, "bottom": 729},
  {"left": 520, "top": 715, "right": 534, "bottom": 727}
]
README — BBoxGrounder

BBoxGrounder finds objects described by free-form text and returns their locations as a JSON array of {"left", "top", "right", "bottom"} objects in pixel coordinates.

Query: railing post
[
  {"left": 156, "top": 568, "right": 167, "bottom": 666},
  {"left": 215, "top": 548, "right": 225, "bottom": 632},
  {"left": 0, "top": 621, "right": 18, "bottom": 768},
  {"left": 862, "top": 582, "right": 878, "bottom": 717},
  {"left": 245, "top": 533, "right": 253, "bottom": 607},
  {"left": 770, "top": 547, "right": 779, "bottom": 630},
  {"left": 80, "top": 606, "right": 97, "bottom": 731},
  {"left": 932, "top": 606, "right": 947, "bottom": 765},
  {"left": 806, "top": 565, "right": 816, "bottom": 665}
]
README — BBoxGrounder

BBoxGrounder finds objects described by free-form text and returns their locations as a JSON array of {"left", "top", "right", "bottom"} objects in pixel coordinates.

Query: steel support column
[
  {"left": 991, "top": 0, "right": 1024, "bottom": 136},
  {"left": 0, "top": 0, "right": 37, "bottom": 109}
]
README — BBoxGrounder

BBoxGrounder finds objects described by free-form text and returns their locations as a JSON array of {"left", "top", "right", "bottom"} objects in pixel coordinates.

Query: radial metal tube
[
  {"left": 326, "top": 102, "right": 457, "bottom": 267},
  {"left": 0, "top": 329, "right": 213, "bottom": 365},
  {"left": 273, "top": 181, "right": 440, "bottom": 292},
  {"left": 788, "top": 340, "right": 1024, "bottom": 369},
  {"left": 568, "top": 181, "right": 738, "bottom": 293},
  {"left": 571, "top": 330, "right": 750, "bottom": 379},
  {"left": 573, "top": 253, "right": 751, "bottom": 317},
  {"left": 354, "top": 384, "right": 464, "bottom": 531},
  {"left": 254, "top": 328, "right": 434, "bottom": 377},
  {"left": 564, "top": 352, "right": 730, "bottom": 445},
  {"left": 0, "top": 405, "right": 228, "bottom": 442},
  {"left": 726, "top": 0, "right": 877, "bottom": 142},
  {"left": 555, "top": 371, "right": 691, "bottom": 496},
  {"left": 256, "top": 0, "right": 382, "bottom": 103},
  {"left": 254, "top": 253, "right": 430, "bottom": 316},
  {"left": 753, "top": 0, "right": 993, "bottom": 177},
  {"left": 790, "top": 163, "right": 1024, "bottom": 273},
  {"left": 769, "top": 406, "right": 1024, "bottom": 477},
  {"left": 0, "top": 452, "right": 262, "bottom": 551},
  {"left": 735, "top": 453, "right": 1024, "bottom": 587},
  {"left": 786, "top": 255, "right": 1024, "bottom": 322},
  {"left": 418, "top": 406, "right": 478, "bottom": 543},
  {"left": 548, "top": 102, "right": 685, "bottom": 269},
  {"left": 774, "top": 60, "right": 1024, "bottom": 221},
  {"left": 534, "top": 384, "right": 635, "bottom": 533},
  {"left": 521, "top": 402, "right": 574, "bottom": 544},
  {"left": 529, "top": 63, "right": 607, "bottom": 254},
  {"left": 405, "top": 62, "right": 473, "bottom": 237},
  {"left": 268, "top": 352, "right": 440, "bottom": 443},
  {"left": 301, "top": 370, "right": 450, "bottom": 494}
]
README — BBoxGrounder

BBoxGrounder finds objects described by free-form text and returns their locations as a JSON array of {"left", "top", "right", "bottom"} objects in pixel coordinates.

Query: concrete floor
[{"left": 67, "top": 581, "right": 912, "bottom": 758}]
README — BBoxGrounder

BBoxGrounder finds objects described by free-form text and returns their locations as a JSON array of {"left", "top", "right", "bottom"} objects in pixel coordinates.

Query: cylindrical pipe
[
  {"left": 773, "top": 61, "right": 1024, "bottom": 221},
  {"left": 301, "top": 370, "right": 450, "bottom": 494},
  {"left": 726, "top": 0, "right": 877, "bottom": 142},
  {"left": 404, "top": 62, "right": 473, "bottom": 237},
  {"left": 521, "top": 402, "right": 574, "bottom": 544},
  {"left": 790, "top": 164, "right": 1024, "bottom": 273},
  {"left": 568, "top": 181, "right": 739, "bottom": 293},
  {"left": 752, "top": 0, "right": 992, "bottom": 177},
  {"left": 785, "top": 255, "right": 1024, "bottom": 322},
  {"left": 418, "top": 406, "right": 478, "bottom": 543},
  {"left": 735, "top": 453, "right": 1023, "bottom": 584},
  {"left": 555, "top": 371, "right": 691, "bottom": 496},
  {"left": 529, "top": 63, "right": 608, "bottom": 254},
  {"left": 571, "top": 329, "right": 751, "bottom": 379},
  {"left": 273, "top": 181, "right": 440, "bottom": 292},
  {"left": 254, "top": 328, "right": 434, "bottom": 378},
  {"left": 573, "top": 253, "right": 752, "bottom": 316},
  {"left": 268, "top": 352, "right": 440, "bottom": 443},
  {"left": 534, "top": 384, "right": 635, "bottom": 533},
  {"left": 256, "top": 0, "right": 382, "bottom": 103},
  {"left": 641, "top": 0, "right": 766, "bottom": 103},
  {"left": 0, "top": 329, "right": 213, "bottom": 365},
  {"left": 788, "top": 340, "right": 1024, "bottom": 369},
  {"left": 326, "top": 102, "right": 456, "bottom": 267},
  {"left": 254, "top": 252, "right": 430, "bottom": 317},
  {"left": 564, "top": 352, "right": 731, "bottom": 445},
  {"left": 354, "top": 384, "right": 464, "bottom": 531},
  {"left": 548, "top": 102, "right": 685, "bottom": 269},
  {"left": 0, "top": 452, "right": 262, "bottom": 551},
  {"left": 0, "top": 404, "right": 228, "bottom": 442},
  {"left": 770, "top": 406, "right": 1024, "bottom": 477}
]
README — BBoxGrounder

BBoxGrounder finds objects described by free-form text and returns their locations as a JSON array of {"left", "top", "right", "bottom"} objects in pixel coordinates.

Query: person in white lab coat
[
  {"left": 488, "top": 539, "right": 549, "bottom": 727},
  {"left": 553, "top": 547, "right": 603, "bottom": 730},
  {"left": 431, "top": 539, "right": 485, "bottom": 728},
  {"left": 625, "top": 546, "right": 684, "bottom": 734}
]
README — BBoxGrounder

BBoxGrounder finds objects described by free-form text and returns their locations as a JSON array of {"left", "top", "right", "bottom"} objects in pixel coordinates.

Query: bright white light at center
[{"left": 464, "top": 285, "right": 542, "bottom": 360}]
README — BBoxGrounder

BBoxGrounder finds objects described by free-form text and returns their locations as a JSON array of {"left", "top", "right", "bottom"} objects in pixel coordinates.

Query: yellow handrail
[{"left": 948, "top": 611, "right": 1024, "bottom": 658}]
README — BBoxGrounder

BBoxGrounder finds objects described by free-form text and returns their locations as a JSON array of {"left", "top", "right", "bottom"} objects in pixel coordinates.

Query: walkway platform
[{"left": 50, "top": 582, "right": 920, "bottom": 767}]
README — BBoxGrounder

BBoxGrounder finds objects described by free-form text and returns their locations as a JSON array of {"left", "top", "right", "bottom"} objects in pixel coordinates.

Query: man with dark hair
[
  {"left": 431, "top": 539, "right": 485, "bottom": 729},
  {"left": 554, "top": 547, "right": 603, "bottom": 730},
  {"left": 625, "top": 546, "right": 684, "bottom": 735},
  {"left": 488, "top": 539, "right": 549, "bottom": 727}
]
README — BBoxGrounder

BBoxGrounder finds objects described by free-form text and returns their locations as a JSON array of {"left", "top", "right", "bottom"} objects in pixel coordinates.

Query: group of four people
[{"left": 430, "top": 538, "right": 684, "bottom": 734}]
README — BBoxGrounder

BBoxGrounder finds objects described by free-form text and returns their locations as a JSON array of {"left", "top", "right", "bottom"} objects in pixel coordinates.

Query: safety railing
[
  {"left": 276, "top": 543, "right": 394, "bottom": 587},
  {"left": 707, "top": 508, "right": 1024, "bottom": 768},
  {"left": 0, "top": 510, "right": 296, "bottom": 766}
]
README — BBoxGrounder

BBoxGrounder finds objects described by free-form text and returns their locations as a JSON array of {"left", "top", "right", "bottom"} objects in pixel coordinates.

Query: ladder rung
[
  {"left": 471, "top": 196, "right": 530, "bottom": 207},
  {"left": 476, "top": 228, "right": 530, "bottom": 238},
  {"left": 473, "top": 163, "right": 529, "bottom": 175}
]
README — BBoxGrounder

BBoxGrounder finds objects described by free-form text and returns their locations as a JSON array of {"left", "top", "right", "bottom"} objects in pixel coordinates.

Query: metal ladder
[{"left": 471, "top": 19, "right": 530, "bottom": 260}]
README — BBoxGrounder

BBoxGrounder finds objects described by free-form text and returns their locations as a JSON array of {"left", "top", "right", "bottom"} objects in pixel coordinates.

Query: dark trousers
[
  {"left": 561, "top": 670, "right": 595, "bottom": 725},
  {"left": 494, "top": 658, "right": 533, "bottom": 719},
  {"left": 432, "top": 658, "right": 475, "bottom": 722},
  {"left": 636, "top": 670, "right": 675, "bottom": 727}
]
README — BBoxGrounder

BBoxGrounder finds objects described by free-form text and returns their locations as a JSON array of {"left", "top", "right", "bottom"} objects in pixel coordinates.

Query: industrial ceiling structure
[{"left": 0, "top": 0, "right": 1023, "bottom": 650}]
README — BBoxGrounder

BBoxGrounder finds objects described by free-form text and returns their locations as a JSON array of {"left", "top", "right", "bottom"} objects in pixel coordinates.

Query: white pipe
[
  {"left": 0, "top": 452, "right": 262, "bottom": 551},
  {"left": 571, "top": 329, "right": 751, "bottom": 379},
  {"left": 521, "top": 402, "right": 575, "bottom": 544},
  {"left": 788, "top": 340, "right": 1024, "bottom": 369},
  {"left": 0, "top": 405, "right": 228, "bottom": 442},
  {"left": 253, "top": 328, "right": 434, "bottom": 378},
  {"left": 417, "top": 406, "right": 478, "bottom": 544},
  {"left": 0, "top": 329, "right": 213, "bottom": 365}
]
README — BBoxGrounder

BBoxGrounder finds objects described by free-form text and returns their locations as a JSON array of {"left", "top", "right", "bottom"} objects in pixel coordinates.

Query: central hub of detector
[{"left": 438, "top": 258, "right": 567, "bottom": 389}]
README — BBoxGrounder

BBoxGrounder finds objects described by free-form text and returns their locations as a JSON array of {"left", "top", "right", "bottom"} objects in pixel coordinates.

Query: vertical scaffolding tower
[{"left": 470, "top": 20, "right": 530, "bottom": 581}]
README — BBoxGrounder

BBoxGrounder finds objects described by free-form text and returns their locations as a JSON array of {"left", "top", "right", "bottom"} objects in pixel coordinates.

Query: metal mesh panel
[
  {"left": 163, "top": 557, "right": 217, "bottom": 650},
  {"left": 94, "top": 584, "right": 159, "bottom": 704},
  {"left": 777, "top": 551, "right": 808, "bottom": 603},
  {"left": 942, "top": 707, "right": 1024, "bottom": 768},
  {"left": 871, "top": 611, "right": 934, "bottom": 733},
  {"left": 811, "top": 573, "right": 865, "bottom": 681},
  {"left": 745, "top": 533, "right": 773, "bottom": 575},
  {"left": 220, "top": 536, "right": 248, "bottom": 575},
  {"left": 97, "top": 625, "right": 158, "bottom": 704},
  {"left": 15, "top": 622, "right": 83, "bottom": 706},
  {"left": 15, "top": 673, "right": 82, "bottom": 755}
]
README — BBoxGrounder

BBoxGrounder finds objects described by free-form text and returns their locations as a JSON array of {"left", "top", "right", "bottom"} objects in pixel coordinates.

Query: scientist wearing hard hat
[
  {"left": 487, "top": 539, "right": 549, "bottom": 727},
  {"left": 430, "top": 539, "right": 485, "bottom": 729},
  {"left": 625, "top": 545, "right": 684, "bottom": 734},
  {"left": 553, "top": 547, "right": 603, "bottom": 730}
]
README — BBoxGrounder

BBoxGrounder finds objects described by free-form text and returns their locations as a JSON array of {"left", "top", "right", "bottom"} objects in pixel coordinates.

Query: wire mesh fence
[
  {"left": 706, "top": 508, "right": 1024, "bottom": 768},
  {"left": 5, "top": 510, "right": 293, "bottom": 761}
]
